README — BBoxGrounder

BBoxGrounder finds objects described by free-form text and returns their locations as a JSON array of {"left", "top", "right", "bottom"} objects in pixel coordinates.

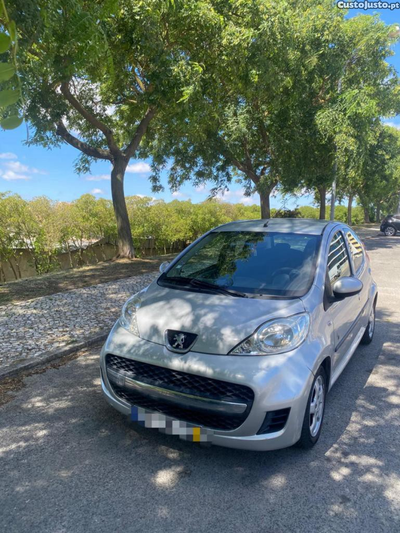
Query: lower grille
[
  {"left": 106, "top": 354, "right": 254, "bottom": 431},
  {"left": 113, "top": 386, "right": 246, "bottom": 431},
  {"left": 257, "top": 408, "right": 291, "bottom": 435}
]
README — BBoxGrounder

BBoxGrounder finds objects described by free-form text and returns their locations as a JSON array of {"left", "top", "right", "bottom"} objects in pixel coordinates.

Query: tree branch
[
  {"left": 219, "top": 142, "right": 259, "bottom": 184},
  {"left": 60, "top": 81, "right": 121, "bottom": 156},
  {"left": 124, "top": 107, "right": 157, "bottom": 159},
  {"left": 259, "top": 121, "right": 269, "bottom": 151},
  {"left": 56, "top": 122, "right": 113, "bottom": 161}
]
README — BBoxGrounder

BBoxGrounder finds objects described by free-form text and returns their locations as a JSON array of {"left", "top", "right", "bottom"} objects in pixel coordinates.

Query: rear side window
[
  {"left": 327, "top": 232, "right": 351, "bottom": 288},
  {"left": 345, "top": 230, "right": 364, "bottom": 273}
]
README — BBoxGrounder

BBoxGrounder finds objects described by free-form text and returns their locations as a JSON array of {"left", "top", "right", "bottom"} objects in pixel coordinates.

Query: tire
[
  {"left": 297, "top": 367, "right": 327, "bottom": 449},
  {"left": 384, "top": 225, "right": 396, "bottom": 236},
  {"left": 360, "top": 301, "right": 376, "bottom": 345}
]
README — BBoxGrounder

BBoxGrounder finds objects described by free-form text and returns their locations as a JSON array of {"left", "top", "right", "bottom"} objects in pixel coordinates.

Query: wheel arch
[{"left": 320, "top": 356, "right": 332, "bottom": 391}]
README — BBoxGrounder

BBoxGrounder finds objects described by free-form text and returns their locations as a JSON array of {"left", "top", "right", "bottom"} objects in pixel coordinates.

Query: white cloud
[
  {"left": 6, "top": 161, "right": 29, "bottom": 173},
  {"left": 0, "top": 159, "right": 47, "bottom": 181},
  {"left": 126, "top": 162, "right": 151, "bottom": 174},
  {"left": 384, "top": 121, "right": 400, "bottom": 130},
  {"left": 171, "top": 191, "right": 191, "bottom": 199},
  {"left": 90, "top": 188, "right": 105, "bottom": 195},
  {"left": 0, "top": 152, "right": 17, "bottom": 160},
  {"left": 195, "top": 184, "right": 208, "bottom": 193},
  {"left": 0, "top": 169, "right": 30, "bottom": 181},
  {"left": 85, "top": 174, "right": 110, "bottom": 181},
  {"left": 3, "top": 161, "right": 47, "bottom": 175}
]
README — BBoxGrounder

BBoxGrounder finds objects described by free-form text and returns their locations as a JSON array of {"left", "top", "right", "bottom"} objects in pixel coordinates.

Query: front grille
[
  {"left": 257, "top": 408, "right": 291, "bottom": 435},
  {"left": 106, "top": 354, "right": 254, "bottom": 431}
]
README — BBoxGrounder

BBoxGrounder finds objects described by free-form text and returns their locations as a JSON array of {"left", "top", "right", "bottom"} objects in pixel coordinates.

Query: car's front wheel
[
  {"left": 384, "top": 225, "right": 396, "bottom": 236},
  {"left": 297, "top": 367, "right": 327, "bottom": 449}
]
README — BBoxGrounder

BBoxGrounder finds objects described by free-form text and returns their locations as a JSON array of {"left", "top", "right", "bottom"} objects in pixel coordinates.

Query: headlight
[
  {"left": 119, "top": 292, "right": 141, "bottom": 336},
  {"left": 231, "top": 313, "right": 310, "bottom": 355}
]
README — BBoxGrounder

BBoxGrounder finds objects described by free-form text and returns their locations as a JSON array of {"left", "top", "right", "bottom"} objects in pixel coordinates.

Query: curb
[{"left": 0, "top": 330, "right": 109, "bottom": 381}]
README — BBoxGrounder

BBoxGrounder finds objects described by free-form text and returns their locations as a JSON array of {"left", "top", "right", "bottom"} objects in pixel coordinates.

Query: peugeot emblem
[{"left": 165, "top": 329, "right": 198, "bottom": 353}]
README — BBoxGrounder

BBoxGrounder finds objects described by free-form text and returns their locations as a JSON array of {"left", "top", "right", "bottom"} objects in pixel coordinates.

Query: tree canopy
[
  {"left": 1, "top": 0, "right": 400, "bottom": 241},
  {"left": 4, "top": 0, "right": 224, "bottom": 256}
]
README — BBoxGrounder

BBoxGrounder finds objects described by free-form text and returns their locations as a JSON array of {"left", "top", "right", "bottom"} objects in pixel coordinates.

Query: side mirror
[
  {"left": 332, "top": 276, "right": 363, "bottom": 299},
  {"left": 159, "top": 261, "right": 170, "bottom": 274}
]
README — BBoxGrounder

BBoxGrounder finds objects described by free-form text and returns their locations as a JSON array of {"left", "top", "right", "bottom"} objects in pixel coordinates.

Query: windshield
[{"left": 159, "top": 231, "right": 321, "bottom": 297}]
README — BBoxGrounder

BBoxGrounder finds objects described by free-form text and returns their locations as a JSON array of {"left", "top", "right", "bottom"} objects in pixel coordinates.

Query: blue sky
[{"left": 1, "top": 5, "right": 400, "bottom": 208}]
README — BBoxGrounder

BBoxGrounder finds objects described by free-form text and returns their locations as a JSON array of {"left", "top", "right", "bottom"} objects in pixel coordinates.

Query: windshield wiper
[
  {"left": 163, "top": 276, "right": 248, "bottom": 298},
  {"left": 189, "top": 278, "right": 248, "bottom": 298},
  {"left": 165, "top": 276, "right": 248, "bottom": 298}
]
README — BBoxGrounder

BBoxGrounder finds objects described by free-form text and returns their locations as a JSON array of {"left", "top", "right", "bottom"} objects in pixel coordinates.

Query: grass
[{"left": 0, "top": 254, "right": 175, "bottom": 307}]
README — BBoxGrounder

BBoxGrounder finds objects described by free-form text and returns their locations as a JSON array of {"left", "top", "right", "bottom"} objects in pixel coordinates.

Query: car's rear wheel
[
  {"left": 384, "top": 225, "right": 396, "bottom": 236},
  {"left": 297, "top": 367, "right": 327, "bottom": 449},
  {"left": 361, "top": 302, "right": 375, "bottom": 345}
]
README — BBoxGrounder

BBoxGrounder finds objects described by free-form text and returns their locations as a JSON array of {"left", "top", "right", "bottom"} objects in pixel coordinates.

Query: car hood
[{"left": 136, "top": 281, "right": 306, "bottom": 355}]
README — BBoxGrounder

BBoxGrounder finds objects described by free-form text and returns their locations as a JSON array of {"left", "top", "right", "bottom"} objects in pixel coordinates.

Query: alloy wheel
[
  {"left": 309, "top": 375, "right": 325, "bottom": 437},
  {"left": 368, "top": 305, "right": 375, "bottom": 339},
  {"left": 385, "top": 226, "right": 396, "bottom": 236}
]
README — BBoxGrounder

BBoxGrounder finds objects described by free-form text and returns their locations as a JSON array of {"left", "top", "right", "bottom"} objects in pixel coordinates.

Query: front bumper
[{"left": 100, "top": 322, "right": 315, "bottom": 451}]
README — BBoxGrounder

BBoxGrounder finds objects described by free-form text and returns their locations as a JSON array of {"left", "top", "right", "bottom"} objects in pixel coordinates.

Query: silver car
[{"left": 100, "top": 219, "right": 377, "bottom": 450}]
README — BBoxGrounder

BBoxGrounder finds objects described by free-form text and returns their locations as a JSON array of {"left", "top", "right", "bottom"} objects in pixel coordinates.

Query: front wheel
[
  {"left": 297, "top": 367, "right": 327, "bottom": 449},
  {"left": 384, "top": 225, "right": 396, "bottom": 236}
]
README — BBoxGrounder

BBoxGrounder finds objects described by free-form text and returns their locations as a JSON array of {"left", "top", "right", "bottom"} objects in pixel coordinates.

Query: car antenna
[{"left": 263, "top": 221, "right": 269, "bottom": 227}]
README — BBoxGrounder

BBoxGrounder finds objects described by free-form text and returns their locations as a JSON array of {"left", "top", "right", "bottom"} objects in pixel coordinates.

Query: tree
[
  {"left": 353, "top": 125, "right": 400, "bottom": 222},
  {"left": 315, "top": 15, "right": 400, "bottom": 221},
  {"left": 150, "top": 3, "right": 399, "bottom": 221},
  {"left": 9, "top": 0, "right": 222, "bottom": 257},
  {"left": 0, "top": 0, "right": 23, "bottom": 129},
  {"left": 149, "top": 0, "right": 348, "bottom": 218}
]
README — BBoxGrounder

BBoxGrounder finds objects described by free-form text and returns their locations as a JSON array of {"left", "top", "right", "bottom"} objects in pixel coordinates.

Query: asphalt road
[{"left": 1, "top": 232, "right": 400, "bottom": 533}]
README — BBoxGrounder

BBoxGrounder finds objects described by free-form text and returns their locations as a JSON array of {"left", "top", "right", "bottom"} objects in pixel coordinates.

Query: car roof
[{"left": 213, "top": 218, "right": 333, "bottom": 235}]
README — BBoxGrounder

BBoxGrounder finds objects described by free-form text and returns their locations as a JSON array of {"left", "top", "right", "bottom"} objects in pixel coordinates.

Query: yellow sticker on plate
[{"left": 192, "top": 427, "right": 201, "bottom": 442}]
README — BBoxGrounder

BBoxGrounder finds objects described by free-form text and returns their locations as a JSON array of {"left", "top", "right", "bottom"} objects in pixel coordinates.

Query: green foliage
[
  {"left": 148, "top": 1, "right": 400, "bottom": 218},
  {"left": 2, "top": 0, "right": 400, "bottom": 228},
  {"left": 0, "top": 192, "right": 373, "bottom": 279},
  {"left": 273, "top": 209, "right": 302, "bottom": 219},
  {"left": 0, "top": 0, "right": 23, "bottom": 129}
]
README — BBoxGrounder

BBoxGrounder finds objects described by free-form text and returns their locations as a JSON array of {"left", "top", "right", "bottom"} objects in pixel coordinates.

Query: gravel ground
[
  {"left": 1, "top": 232, "right": 399, "bottom": 533},
  {"left": 0, "top": 272, "right": 156, "bottom": 370}
]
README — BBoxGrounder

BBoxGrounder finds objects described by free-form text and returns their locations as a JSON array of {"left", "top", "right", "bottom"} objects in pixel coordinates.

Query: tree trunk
[
  {"left": 259, "top": 190, "right": 271, "bottom": 219},
  {"left": 111, "top": 157, "right": 135, "bottom": 258},
  {"left": 363, "top": 207, "right": 370, "bottom": 223},
  {"left": 347, "top": 193, "right": 353, "bottom": 226},
  {"left": 376, "top": 205, "right": 381, "bottom": 222},
  {"left": 318, "top": 186, "right": 326, "bottom": 220},
  {"left": 7, "top": 258, "right": 18, "bottom": 280},
  {"left": 0, "top": 263, "right": 5, "bottom": 282}
]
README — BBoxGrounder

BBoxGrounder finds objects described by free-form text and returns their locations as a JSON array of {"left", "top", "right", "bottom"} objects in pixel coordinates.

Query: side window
[
  {"left": 327, "top": 232, "right": 351, "bottom": 288},
  {"left": 345, "top": 229, "right": 364, "bottom": 273}
]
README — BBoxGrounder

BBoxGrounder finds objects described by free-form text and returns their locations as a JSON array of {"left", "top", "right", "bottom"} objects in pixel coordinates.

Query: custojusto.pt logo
[{"left": 337, "top": 1, "right": 400, "bottom": 8}]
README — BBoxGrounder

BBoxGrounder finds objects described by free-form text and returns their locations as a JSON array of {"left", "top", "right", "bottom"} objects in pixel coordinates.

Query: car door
[
  {"left": 324, "top": 230, "right": 364, "bottom": 373},
  {"left": 393, "top": 215, "right": 400, "bottom": 231}
]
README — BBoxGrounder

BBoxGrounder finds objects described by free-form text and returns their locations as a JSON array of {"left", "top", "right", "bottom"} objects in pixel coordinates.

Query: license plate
[{"left": 131, "top": 406, "right": 213, "bottom": 443}]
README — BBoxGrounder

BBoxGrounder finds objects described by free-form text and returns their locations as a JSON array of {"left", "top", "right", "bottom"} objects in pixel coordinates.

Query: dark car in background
[{"left": 380, "top": 215, "right": 400, "bottom": 236}]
